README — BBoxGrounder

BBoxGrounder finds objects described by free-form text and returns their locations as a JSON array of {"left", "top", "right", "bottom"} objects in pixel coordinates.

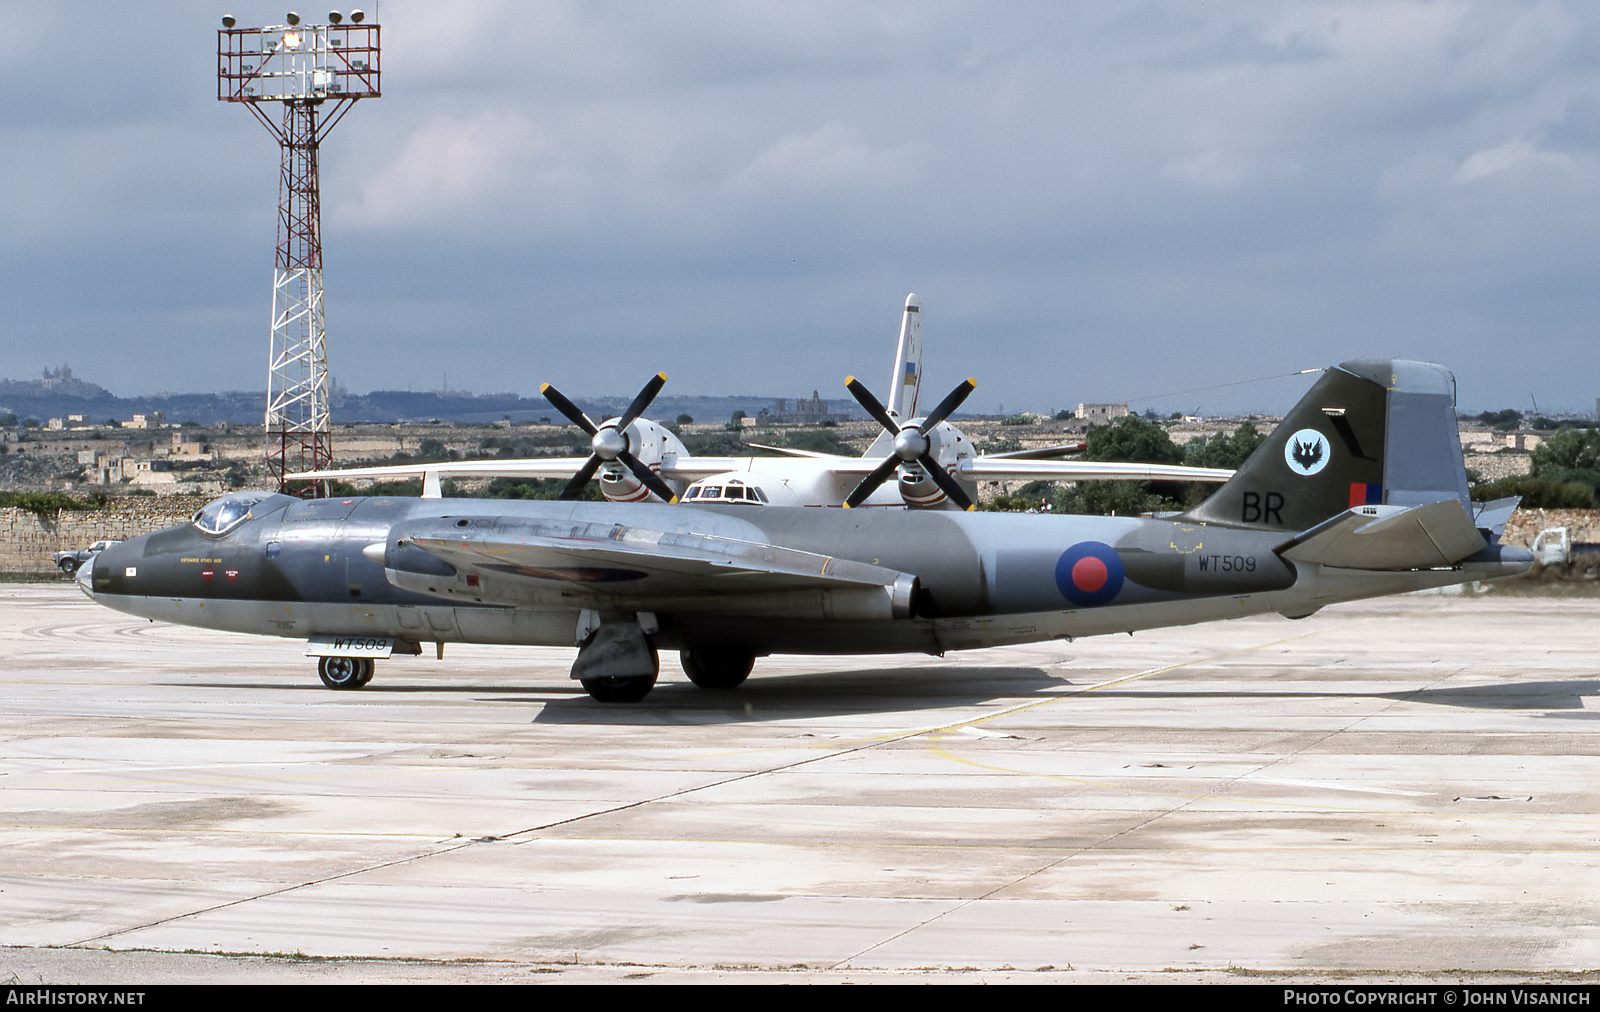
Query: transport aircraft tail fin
[
  {"left": 1181, "top": 359, "right": 1475, "bottom": 541},
  {"left": 887, "top": 294, "right": 923, "bottom": 421}
]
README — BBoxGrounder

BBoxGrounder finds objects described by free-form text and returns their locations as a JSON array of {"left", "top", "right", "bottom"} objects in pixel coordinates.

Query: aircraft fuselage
[{"left": 83, "top": 494, "right": 1528, "bottom": 659}]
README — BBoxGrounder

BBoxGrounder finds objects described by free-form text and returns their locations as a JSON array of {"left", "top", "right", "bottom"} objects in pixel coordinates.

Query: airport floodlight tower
[{"left": 217, "top": 11, "right": 380, "bottom": 494}]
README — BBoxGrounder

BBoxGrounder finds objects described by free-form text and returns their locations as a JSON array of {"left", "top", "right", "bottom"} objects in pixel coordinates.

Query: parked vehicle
[
  {"left": 53, "top": 540, "right": 119, "bottom": 576},
  {"left": 1530, "top": 527, "right": 1600, "bottom": 579}
]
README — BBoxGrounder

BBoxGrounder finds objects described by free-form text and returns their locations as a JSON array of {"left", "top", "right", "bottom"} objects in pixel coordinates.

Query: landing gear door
[{"left": 305, "top": 634, "right": 396, "bottom": 657}]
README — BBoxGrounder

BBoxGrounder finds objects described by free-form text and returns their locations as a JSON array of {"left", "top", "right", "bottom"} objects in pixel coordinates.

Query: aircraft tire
[
  {"left": 680, "top": 647, "right": 755, "bottom": 690},
  {"left": 318, "top": 655, "right": 371, "bottom": 690},
  {"left": 580, "top": 672, "right": 657, "bottom": 703},
  {"left": 355, "top": 658, "right": 375, "bottom": 687}
]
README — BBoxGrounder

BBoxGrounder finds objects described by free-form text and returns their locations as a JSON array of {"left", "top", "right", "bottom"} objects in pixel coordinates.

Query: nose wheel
[{"left": 318, "top": 655, "right": 375, "bottom": 690}]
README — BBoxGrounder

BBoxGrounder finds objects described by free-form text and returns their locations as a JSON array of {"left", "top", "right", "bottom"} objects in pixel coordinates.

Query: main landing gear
[
  {"left": 568, "top": 612, "right": 760, "bottom": 702},
  {"left": 580, "top": 669, "right": 658, "bottom": 703},
  {"left": 679, "top": 646, "right": 755, "bottom": 690},
  {"left": 572, "top": 619, "right": 660, "bottom": 703},
  {"left": 578, "top": 646, "right": 757, "bottom": 702},
  {"left": 318, "top": 655, "right": 375, "bottom": 690}
]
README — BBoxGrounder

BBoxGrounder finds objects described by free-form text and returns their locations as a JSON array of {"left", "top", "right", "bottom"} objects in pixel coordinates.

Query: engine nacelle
[
  {"left": 596, "top": 420, "right": 689, "bottom": 503},
  {"left": 888, "top": 421, "right": 974, "bottom": 509}
]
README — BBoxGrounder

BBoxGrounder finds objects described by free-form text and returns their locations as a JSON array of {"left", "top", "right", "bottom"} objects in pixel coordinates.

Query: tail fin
[
  {"left": 1181, "top": 359, "right": 1472, "bottom": 533},
  {"left": 887, "top": 293, "right": 923, "bottom": 421}
]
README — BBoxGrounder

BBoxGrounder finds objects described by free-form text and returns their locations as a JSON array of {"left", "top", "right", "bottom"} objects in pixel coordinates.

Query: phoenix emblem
[
  {"left": 1291, "top": 437, "right": 1323, "bottom": 471},
  {"left": 1283, "top": 428, "right": 1331, "bottom": 476}
]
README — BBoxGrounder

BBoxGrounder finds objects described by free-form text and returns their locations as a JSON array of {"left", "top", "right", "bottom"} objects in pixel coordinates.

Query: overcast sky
[{"left": 4, "top": 1, "right": 1599, "bottom": 416}]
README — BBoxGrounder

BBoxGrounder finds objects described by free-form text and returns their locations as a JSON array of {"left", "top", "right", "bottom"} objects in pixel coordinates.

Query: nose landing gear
[{"left": 318, "top": 655, "right": 375, "bottom": 690}]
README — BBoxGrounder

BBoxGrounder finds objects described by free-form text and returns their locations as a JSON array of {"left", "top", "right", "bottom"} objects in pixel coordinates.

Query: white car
[{"left": 53, "top": 540, "right": 120, "bottom": 576}]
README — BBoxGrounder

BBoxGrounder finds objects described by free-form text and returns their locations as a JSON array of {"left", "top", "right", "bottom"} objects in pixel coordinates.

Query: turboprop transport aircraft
[
  {"left": 82, "top": 359, "right": 1529, "bottom": 703},
  {"left": 287, "top": 294, "right": 1234, "bottom": 508}
]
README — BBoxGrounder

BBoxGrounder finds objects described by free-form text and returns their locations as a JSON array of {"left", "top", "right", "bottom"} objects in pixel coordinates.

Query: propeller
[
  {"left": 541, "top": 372, "right": 679, "bottom": 503},
  {"left": 843, "top": 375, "right": 977, "bottom": 510}
]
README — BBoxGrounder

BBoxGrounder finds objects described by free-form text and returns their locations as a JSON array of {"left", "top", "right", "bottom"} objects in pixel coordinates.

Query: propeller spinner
[
  {"left": 541, "top": 373, "right": 679, "bottom": 503},
  {"left": 843, "top": 375, "right": 977, "bottom": 510}
]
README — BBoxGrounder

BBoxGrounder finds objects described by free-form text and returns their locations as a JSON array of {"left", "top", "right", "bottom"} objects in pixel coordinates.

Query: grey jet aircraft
[{"left": 80, "top": 359, "right": 1530, "bottom": 702}]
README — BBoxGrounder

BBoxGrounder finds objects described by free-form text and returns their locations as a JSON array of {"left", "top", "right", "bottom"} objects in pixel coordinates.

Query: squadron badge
[{"left": 1283, "top": 428, "right": 1331, "bottom": 476}]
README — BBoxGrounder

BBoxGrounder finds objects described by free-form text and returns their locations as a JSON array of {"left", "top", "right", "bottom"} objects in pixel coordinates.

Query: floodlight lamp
[
  {"left": 286, "top": 11, "right": 300, "bottom": 25},
  {"left": 328, "top": 11, "right": 343, "bottom": 23},
  {"left": 222, "top": 15, "right": 237, "bottom": 28},
  {"left": 349, "top": 9, "right": 364, "bottom": 22},
  {"left": 284, "top": 30, "right": 302, "bottom": 49}
]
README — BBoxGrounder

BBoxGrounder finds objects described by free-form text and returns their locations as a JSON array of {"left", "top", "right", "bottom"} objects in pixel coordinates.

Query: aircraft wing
[
  {"left": 1275, "top": 500, "right": 1486, "bottom": 570},
  {"left": 739, "top": 442, "right": 846, "bottom": 459},
  {"left": 290, "top": 457, "right": 597, "bottom": 482},
  {"left": 662, "top": 455, "right": 883, "bottom": 480},
  {"left": 387, "top": 516, "right": 913, "bottom": 617},
  {"left": 978, "top": 443, "right": 1087, "bottom": 460},
  {"left": 289, "top": 455, "right": 849, "bottom": 485},
  {"left": 956, "top": 459, "right": 1235, "bottom": 483}
]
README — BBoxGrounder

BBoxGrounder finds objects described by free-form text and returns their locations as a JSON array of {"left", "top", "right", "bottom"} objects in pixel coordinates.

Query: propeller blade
[
  {"left": 559, "top": 455, "right": 603, "bottom": 500},
  {"left": 620, "top": 452, "right": 679, "bottom": 504},
  {"left": 846, "top": 375, "right": 975, "bottom": 509},
  {"left": 917, "top": 453, "right": 975, "bottom": 511},
  {"left": 541, "top": 383, "right": 599, "bottom": 437},
  {"left": 616, "top": 372, "right": 668, "bottom": 431},
  {"left": 844, "top": 376, "right": 900, "bottom": 435},
  {"left": 919, "top": 377, "right": 977, "bottom": 431},
  {"left": 843, "top": 454, "right": 902, "bottom": 508}
]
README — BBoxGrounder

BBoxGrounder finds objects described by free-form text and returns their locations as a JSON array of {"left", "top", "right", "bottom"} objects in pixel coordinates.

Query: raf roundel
[
  {"left": 1055, "top": 541, "right": 1126, "bottom": 607},
  {"left": 1283, "top": 428, "right": 1331, "bottom": 476}
]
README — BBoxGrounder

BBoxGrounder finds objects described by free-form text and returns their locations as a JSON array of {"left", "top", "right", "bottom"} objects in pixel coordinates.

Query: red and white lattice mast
[{"left": 218, "top": 11, "right": 380, "bottom": 494}]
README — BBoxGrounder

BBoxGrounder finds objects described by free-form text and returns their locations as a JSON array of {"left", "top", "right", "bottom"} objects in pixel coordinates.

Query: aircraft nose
[{"left": 75, "top": 554, "right": 95, "bottom": 597}]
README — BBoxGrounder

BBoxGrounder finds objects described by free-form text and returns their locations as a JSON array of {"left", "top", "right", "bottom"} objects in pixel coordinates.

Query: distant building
[
  {"left": 1076, "top": 402, "right": 1129, "bottom": 424},
  {"left": 767, "top": 392, "right": 837, "bottom": 425},
  {"left": 170, "top": 431, "right": 208, "bottom": 457},
  {"left": 85, "top": 452, "right": 125, "bottom": 485},
  {"left": 39, "top": 365, "right": 75, "bottom": 390}
]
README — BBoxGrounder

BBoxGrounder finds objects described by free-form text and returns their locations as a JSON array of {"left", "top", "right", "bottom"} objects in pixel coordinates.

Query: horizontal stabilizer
[
  {"left": 1472, "top": 496, "right": 1520, "bottom": 542},
  {"left": 1276, "top": 500, "right": 1487, "bottom": 571}
]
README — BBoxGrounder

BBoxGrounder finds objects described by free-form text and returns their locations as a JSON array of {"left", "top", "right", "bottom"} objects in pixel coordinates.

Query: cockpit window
[
  {"left": 685, "top": 481, "right": 769, "bottom": 505},
  {"left": 192, "top": 491, "right": 279, "bottom": 535}
]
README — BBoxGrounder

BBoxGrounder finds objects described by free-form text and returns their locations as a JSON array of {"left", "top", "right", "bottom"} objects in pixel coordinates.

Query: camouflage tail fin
[{"left": 1181, "top": 360, "right": 1471, "bottom": 533}]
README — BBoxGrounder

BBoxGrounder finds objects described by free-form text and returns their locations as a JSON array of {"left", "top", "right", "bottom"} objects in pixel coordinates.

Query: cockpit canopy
[{"left": 192, "top": 491, "right": 289, "bottom": 535}]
